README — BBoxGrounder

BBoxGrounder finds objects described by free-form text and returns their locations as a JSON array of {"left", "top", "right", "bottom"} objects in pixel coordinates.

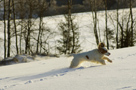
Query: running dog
[{"left": 70, "top": 43, "right": 112, "bottom": 68}]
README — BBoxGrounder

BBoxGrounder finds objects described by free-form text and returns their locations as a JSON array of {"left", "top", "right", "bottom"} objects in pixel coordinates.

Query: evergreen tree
[
  {"left": 57, "top": 0, "right": 81, "bottom": 55},
  {"left": 57, "top": 15, "right": 81, "bottom": 54}
]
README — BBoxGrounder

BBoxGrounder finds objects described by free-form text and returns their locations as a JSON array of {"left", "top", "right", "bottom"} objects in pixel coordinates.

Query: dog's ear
[
  {"left": 99, "top": 43, "right": 105, "bottom": 48},
  {"left": 100, "top": 43, "right": 105, "bottom": 47}
]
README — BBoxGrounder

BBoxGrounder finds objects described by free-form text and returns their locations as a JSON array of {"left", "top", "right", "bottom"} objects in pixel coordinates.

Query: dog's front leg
[{"left": 102, "top": 56, "right": 112, "bottom": 63}]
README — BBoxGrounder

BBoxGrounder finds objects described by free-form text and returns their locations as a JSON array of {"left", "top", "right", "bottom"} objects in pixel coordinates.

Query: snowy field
[
  {"left": 0, "top": 46, "right": 136, "bottom": 90},
  {"left": 0, "top": 8, "right": 136, "bottom": 90}
]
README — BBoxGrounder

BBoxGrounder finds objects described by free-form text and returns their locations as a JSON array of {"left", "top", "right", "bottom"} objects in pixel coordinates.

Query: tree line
[
  {"left": 88, "top": 0, "right": 135, "bottom": 49},
  {"left": 0, "top": 0, "right": 136, "bottom": 60},
  {"left": 1, "top": 0, "right": 136, "bottom": 19},
  {"left": 2, "top": 0, "right": 52, "bottom": 59}
]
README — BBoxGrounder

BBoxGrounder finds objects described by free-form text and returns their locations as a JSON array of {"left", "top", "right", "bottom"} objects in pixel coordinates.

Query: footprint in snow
[
  {"left": 25, "top": 80, "right": 33, "bottom": 84},
  {"left": 118, "top": 86, "right": 132, "bottom": 90},
  {"left": 40, "top": 79, "right": 44, "bottom": 81},
  {"left": 0, "top": 89, "right": 4, "bottom": 90},
  {"left": 0, "top": 77, "right": 10, "bottom": 80},
  {"left": 60, "top": 73, "right": 65, "bottom": 76}
]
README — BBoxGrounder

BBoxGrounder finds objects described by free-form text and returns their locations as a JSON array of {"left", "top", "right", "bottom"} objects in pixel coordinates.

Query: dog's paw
[{"left": 109, "top": 60, "right": 112, "bottom": 63}]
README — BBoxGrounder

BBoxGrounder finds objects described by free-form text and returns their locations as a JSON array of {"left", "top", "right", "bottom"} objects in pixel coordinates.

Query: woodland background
[{"left": 0, "top": 0, "right": 136, "bottom": 60}]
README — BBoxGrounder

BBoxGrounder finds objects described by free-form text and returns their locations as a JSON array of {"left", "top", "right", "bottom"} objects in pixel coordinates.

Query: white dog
[{"left": 70, "top": 43, "right": 112, "bottom": 68}]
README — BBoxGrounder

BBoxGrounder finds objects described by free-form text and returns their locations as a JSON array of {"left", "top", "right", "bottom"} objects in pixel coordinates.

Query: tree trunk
[
  {"left": 66, "top": 0, "right": 72, "bottom": 54},
  {"left": 118, "top": 20, "right": 124, "bottom": 48},
  {"left": 25, "top": 1, "right": 33, "bottom": 55},
  {"left": 12, "top": 0, "right": 19, "bottom": 54},
  {"left": 4, "top": 0, "right": 6, "bottom": 59},
  {"left": 36, "top": 16, "right": 42, "bottom": 53},
  {"left": 68, "top": 0, "right": 75, "bottom": 53},
  {"left": 93, "top": 0, "right": 99, "bottom": 45},
  {"left": 116, "top": 0, "right": 119, "bottom": 48},
  {"left": 94, "top": 10, "right": 99, "bottom": 45},
  {"left": 7, "top": 0, "right": 11, "bottom": 57},
  {"left": 19, "top": 19, "right": 24, "bottom": 54},
  {"left": 129, "top": 0, "right": 134, "bottom": 46},
  {"left": 104, "top": 0, "right": 109, "bottom": 49},
  {"left": 25, "top": 19, "right": 31, "bottom": 54}
]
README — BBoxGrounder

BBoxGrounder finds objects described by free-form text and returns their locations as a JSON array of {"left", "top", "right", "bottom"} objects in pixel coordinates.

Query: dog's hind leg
[
  {"left": 101, "top": 60, "right": 106, "bottom": 65},
  {"left": 70, "top": 59, "right": 83, "bottom": 68},
  {"left": 97, "top": 59, "right": 106, "bottom": 65}
]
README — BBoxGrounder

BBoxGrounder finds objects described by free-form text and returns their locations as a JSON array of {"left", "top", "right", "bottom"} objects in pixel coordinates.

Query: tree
[
  {"left": 129, "top": 0, "right": 134, "bottom": 46},
  {"left": 89, "top": 0, "right": 100, "bottom": 45},
  {"left": 7, "top": 0, "right": 11, "bottom": 57},
  {"left": 36, "top": 0, "right": 49, "bottom": 54},
  {"left": 24, "top": 0, "right": 37, "bottom": 54},
  {"left": 16, "top": 0, "right": 26, "bottom": 54},
  {"left": 117, "top": 10, "right": 135, "bottom": 48},
  {"left": 57, "top": 0, "right": 81, "bottom": 54},
  {"left": 12, "top": 0, "right": 19, "bottom": 54},
  {"left": 57, "top": 21, "right": 72, "bottom": 54},
  {"left": 3, "top": 0, "right": 6, "bottom": 59},
  {"left": 104, "top": 28, "right": 115, "bottom": 49},
  {"left": 116, "top": 0, "right": 119, "bottom": 48},
  {"left": 103, "top": 0, "right": 109, "bottom": 49}
]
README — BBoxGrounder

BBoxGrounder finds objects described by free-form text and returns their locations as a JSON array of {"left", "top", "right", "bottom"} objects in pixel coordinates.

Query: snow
[
  {"left": 0, "top": 46, "right": 136, "bottom": 90},
  {"left": 1, "top": 8, "right": 136, "bottom": 90}
]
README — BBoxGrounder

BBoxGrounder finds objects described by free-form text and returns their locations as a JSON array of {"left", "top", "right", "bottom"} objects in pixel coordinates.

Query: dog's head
[{"left": 98, "top": 43, "right": 110, "bottom": 56}]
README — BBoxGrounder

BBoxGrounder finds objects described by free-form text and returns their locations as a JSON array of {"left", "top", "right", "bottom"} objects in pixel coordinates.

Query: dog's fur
[{"left": 70, "top": 43, "right": 112, "bottom": 68}]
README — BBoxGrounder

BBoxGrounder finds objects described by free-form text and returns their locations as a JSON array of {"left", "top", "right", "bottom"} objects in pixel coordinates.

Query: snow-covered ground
[
  {"left": 0, "top": 46, "right": 136, "bottom": 90},
  {"left": 1, "top": 8, "right": 136, "bottom": 90}
]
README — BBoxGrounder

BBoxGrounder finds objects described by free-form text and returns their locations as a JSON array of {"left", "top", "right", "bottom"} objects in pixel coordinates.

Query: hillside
[{"left": 0, "top": 46, "right": 136, "bottom": 90}]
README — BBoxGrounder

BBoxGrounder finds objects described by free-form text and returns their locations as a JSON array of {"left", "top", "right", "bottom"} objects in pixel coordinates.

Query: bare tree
[
  {"left": 12, "top": 0, "right": 18, "bottom": 54},
  {"left": 129, "top": 0, "right": 134, "bottom": 46},
  {"left": 90, "top": 0, "right": 99, "bottom": 45},
  {"left": 117, "top": 10, "right": 134, "bottom": 48},
  {"left": 103, "top": 0, "right": 109, "bottom": 49},
  {"left": 116, "top": 0, "right": 119, "bottom": 48},
  {"left": 68, "top": 0, "right": 81, "bottom": 53},
  {"left": 7, "top": 0, "right": 11, "bottom": 57},
  {"left": 24, "top": 0, "right": 37, "bottom": 54},
  {"left": 36, "top": 0, "right": 49, "bottom": 54},
  {"left": 16, "top": 0, "right": 26, "bottom": 54},
  {"left": 3, "top": 0, "right": 6, "bottom": 59}
]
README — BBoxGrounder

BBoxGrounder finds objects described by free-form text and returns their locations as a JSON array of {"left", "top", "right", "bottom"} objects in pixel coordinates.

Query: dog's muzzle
[{"left": 105, "top": 52, "right": 111, "bottom": 56}]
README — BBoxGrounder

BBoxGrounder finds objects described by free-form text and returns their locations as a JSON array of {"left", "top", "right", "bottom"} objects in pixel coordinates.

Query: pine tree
[
  {"left": 57, "top": 0, "right": 81, "bottom": 55},
  {"left": 57, "top": 15, "right": 81, "bottom": 55}
]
